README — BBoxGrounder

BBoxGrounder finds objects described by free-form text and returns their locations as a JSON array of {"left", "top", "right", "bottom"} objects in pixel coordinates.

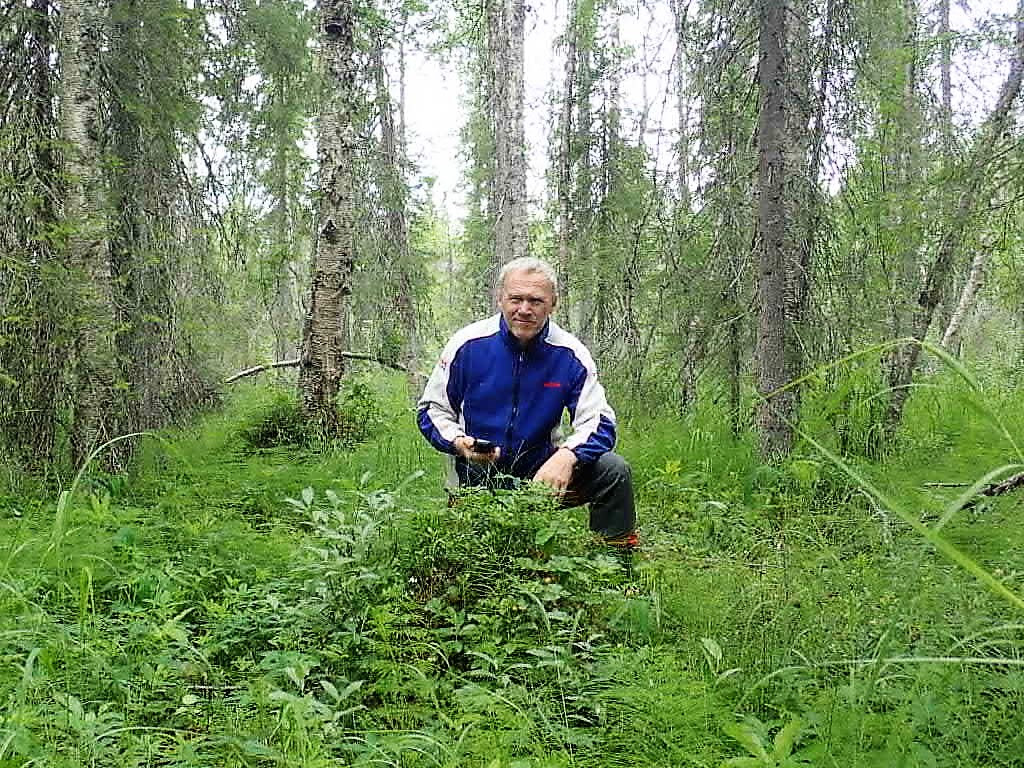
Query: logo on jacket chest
[{"left": 542, "top": 381, "right": 562, "bottom": 388}]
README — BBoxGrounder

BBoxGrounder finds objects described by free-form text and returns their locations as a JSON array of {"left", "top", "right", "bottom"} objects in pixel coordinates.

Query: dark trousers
[{"left": 455, "top": 451, "right": 636, "bottom": 539}]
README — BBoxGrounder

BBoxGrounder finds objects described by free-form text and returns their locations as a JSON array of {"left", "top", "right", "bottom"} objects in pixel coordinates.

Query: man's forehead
[{"left": 503, "top": 270, "right": 553, "bottom": 294}]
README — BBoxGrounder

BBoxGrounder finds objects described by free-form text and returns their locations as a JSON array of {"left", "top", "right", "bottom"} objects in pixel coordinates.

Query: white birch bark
[
  {"left": 299, "top": 0, "right": 356, "bottom": 427},
  {"left": 60, "top": 0, "right": 116, "bottom": 466},
  {"left": 941, "top": 247, "right": 990, "bottom": 353}
]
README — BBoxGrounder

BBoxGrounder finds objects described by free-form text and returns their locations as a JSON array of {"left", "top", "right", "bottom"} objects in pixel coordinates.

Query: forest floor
[{"left": 1, "top": 372, "right": 1024, "bottom": 767}]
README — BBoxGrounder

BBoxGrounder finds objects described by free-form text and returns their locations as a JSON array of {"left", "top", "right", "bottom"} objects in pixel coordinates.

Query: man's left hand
[{"left": 533, "top": 447, "right": 577, "bottom": 492}]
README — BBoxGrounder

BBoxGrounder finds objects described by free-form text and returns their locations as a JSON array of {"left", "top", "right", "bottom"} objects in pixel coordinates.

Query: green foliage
[
  {"left": 237, "top": 377, "right": 383, "bottom": 450},
  {"left": 4, "top": 371, "right": 1024, "bottom": 767},
  {"left": 801, "top": 361, "right": 889, "bottom": 460},
  {"left": 238, "top": 386, "right": 309, "bottom": 448}
]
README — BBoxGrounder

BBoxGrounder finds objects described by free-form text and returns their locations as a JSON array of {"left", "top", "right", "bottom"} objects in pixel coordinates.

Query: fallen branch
[
  {"left": 980, "top": 470, "right": 1024, "bottom": 499},
  {"left": 225, "top": 353, "right": 410, "bottom": 384},
  {"left": 925, "top": 471, "right": 1024, "bottom": 509}
]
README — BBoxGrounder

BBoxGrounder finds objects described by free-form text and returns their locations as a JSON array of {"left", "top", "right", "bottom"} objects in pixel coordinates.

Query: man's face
[{"left": 499, "top": 269, "right": 556, "bottom": 344}]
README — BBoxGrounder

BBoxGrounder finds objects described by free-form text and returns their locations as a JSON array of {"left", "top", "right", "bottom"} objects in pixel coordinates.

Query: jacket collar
[{"left": 498, "top": 314, "right": 550, "bottom": 352}]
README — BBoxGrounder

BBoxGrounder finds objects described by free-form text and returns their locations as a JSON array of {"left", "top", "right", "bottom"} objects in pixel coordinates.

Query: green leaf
[
  {"left": 337, "top": 679, "right": 363, "bottom": 701},
  {"left": 320, "top": 679, "right": 340, "bottom": 701},
  {"left": 301, "top": 487, "right": 314, "bottom": 506},
  {"left": 723, "top": 719, "right": 769, "bottom": 760},
  {"left": 773, "top": 718, "right": 802, "bottom": 759},
  {"left": 284, "top": 665, "right": 305, "bottom": 690},
  {"left": 701, "top": 637, "right": 723, "bottom": 665}
]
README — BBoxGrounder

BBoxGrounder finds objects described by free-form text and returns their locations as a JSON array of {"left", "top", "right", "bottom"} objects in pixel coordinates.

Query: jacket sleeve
[
  {"left": 416, "top": 339, "right": 467, "bottom": 455},
  {"left": 562, "top": 352, "right": 616, "bottom": 464}
]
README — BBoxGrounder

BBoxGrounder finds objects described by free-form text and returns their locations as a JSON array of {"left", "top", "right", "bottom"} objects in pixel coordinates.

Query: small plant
[
  {"left": 335, "top": 377, "right": 383, "bottom": 447},
  {"left": 723, "top": 716, "right": 821, "bottom": 767}
]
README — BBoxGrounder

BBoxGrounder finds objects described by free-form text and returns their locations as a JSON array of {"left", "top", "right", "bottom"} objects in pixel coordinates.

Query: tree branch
[{"left": 225, "top": 352, "right": 410, "bottom": 384}]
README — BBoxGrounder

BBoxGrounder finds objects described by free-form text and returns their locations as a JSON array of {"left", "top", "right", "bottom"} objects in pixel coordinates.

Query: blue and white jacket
[{"left": 417, "top": 314, "right": 617, "bottom": 479}]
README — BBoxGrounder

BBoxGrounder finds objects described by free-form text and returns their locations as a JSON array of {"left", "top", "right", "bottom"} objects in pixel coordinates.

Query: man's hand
[
  {"left": 533, "top": 447, "right": 577, "bottom": 492},
  {"left": 454, "top": 436, "right": 502, "bottom": 464}
]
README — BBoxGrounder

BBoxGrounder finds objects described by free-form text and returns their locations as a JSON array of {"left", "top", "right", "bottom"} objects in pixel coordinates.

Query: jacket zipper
[{"left": 504, "top": 349, "right": 525, "bottom": 458}]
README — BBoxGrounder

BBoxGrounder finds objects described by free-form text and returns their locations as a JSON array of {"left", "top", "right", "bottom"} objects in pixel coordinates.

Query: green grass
[{"left": 1, "top": 369, "right": 1023, "bottom": 766}]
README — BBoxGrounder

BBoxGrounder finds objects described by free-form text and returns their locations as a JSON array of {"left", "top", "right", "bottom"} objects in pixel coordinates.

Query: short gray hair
[{"left": 495, "top": 257, "right": 559, "bottom": 297}]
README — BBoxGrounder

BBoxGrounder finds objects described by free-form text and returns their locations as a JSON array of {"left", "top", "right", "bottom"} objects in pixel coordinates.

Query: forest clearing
[
  {"left": 3, "top": 0, "right": 1024, "bottom": 765},
  {"left": 2, "top": 372, "right": 1024, "bottom": 766}
]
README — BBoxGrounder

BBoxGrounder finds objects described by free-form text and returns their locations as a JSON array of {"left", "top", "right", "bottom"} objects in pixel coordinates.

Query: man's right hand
[{"left": 454, "top": 436, "right": 502, "bottom": 464}]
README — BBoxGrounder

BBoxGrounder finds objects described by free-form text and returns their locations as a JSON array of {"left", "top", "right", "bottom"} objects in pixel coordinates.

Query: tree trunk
[
  {"left": 939, "top": 0, "right": 953, "bottom": 155},
  {"left": 784, "top": 0, "right": 816, "bottom": 364},
  {"left": 18, "top": 0, "right": 61, "bottom": 464},
  {"left": 887, "top": 0, "right": 1024, "bottom": 427},
  {"left": 673, "top": 0, "right": 690, "bottom": 205},
  {"left": 397, "top": 11, "right": 407, "bottom": 154},
  {"left": 299, "top": 0, "right": 356, "bottom": 429},
  {"left": 883, "top": 0, "right": 926, "bottom": 400},
  {"left": 489, "top": 0, "right": 527, "bottom": 270},
  {"left": 556, "top": 0, "right": 578, "bottom": 319},
  {"left": 755, "top": 0, "right": 796, "bottom": 459},
  {"left": 107, "top": 0, "right": 191, "bottom": 459},
  {"left": 61, "top": 0, "right": 116, "bottom": 467},
  {"left": 573, "top": 26, "right": 595, "bottom": 339},
  {"left": 672, "top": 0, "right": 694, "bottom": 412},
  {"left": 371, "top": 29, "right": 418, "bottom": 376},
  {"left": 940, "top": 244, "right": 991, "bottom": 354}
]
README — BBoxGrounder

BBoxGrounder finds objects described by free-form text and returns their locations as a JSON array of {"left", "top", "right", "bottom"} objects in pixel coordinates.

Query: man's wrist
[{"left": 558, "top": 446, "right": 578, "bottom": 465}]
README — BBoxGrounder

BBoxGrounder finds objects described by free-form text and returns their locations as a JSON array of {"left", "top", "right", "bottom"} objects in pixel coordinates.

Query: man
[{"left": 417, "top": 257, "right": 637, "bottom": 547}]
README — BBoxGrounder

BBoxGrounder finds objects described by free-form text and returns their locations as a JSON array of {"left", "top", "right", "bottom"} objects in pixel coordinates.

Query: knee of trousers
[{"left": 593, "top": 451, "right": 632, "bottom": 483}]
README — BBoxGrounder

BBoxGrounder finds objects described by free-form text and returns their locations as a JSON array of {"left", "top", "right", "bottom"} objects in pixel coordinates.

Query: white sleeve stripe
[
  {"left": 417, "top": 315, "right": 501, "bottom": 441},
  {"left": 544, "top": 321, "right": 616, "bottom": 450}
]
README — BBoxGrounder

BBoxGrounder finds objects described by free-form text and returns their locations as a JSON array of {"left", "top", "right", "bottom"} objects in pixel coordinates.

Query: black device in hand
[{"left": 472, "top": 438, "right": 497, "bottom": 454}]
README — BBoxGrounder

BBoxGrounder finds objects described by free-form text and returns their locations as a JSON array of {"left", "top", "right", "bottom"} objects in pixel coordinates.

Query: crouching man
[{"left": 416, "top": 256, "right": 637, "bottom": 548}]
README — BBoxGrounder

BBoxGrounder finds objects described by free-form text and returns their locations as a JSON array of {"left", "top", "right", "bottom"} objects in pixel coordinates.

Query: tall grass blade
[
  {"left": 934, "top": 463, "right": 1024, "bottom": 531},
  {"left": 50, "top": 432, "right": 151, "bottom": 552},
  {"left": 799, "top": 430, "right": 1024, "bottom": 613}
]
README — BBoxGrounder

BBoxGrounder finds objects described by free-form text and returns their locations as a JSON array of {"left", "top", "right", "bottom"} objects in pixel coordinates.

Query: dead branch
[
  {"left": 225, "top": 353, "right": 409, "bottom": 384},
  {"left": 981, "top": 470, "right": 1024, "bottom": 499},
  {"left": 925, "top": 471, "right": 1024, "bottom": 509}
]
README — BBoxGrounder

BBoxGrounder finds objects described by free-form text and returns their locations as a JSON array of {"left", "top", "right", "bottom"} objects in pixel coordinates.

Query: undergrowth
[
  {"left": 237, "top": 375, "right": 384, "bottom": 451},
  {"left": 1, "top": 369, "right": 1023, "bottom": 766}
]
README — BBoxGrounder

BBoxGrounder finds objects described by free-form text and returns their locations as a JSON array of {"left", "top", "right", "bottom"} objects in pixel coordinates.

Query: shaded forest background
[{"left": 2, "top": 0, "right": 1024, "bottom": 475}]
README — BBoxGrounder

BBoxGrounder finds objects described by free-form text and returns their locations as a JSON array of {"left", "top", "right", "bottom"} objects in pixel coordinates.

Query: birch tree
[
  {"left": 299, "top": 0, "right": 357, "bottom": 428},
  {"left": 60, "top": 0, "right": 118, "bottom": 466},
  {"left": 886, "top": 0, "right": 1024, "bottom": 426}
]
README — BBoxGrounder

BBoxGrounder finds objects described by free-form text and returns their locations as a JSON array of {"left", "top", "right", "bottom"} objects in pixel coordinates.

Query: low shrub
[{"left": 237, "top": 378, "right": 383, "bottom": 450}]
